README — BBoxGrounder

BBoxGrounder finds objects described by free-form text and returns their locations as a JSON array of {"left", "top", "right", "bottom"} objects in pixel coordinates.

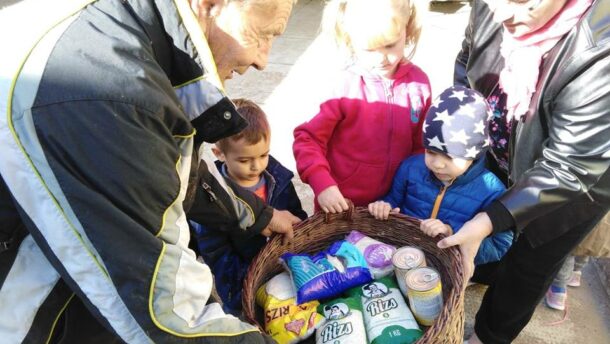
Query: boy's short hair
[{"left": 216, "top": 99, "right": 271, "bottom": 152}]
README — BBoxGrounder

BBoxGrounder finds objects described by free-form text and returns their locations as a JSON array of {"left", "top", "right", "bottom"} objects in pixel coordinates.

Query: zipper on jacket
[
  {"left": 380, "top": 79, "right": 395, "bottom": 194},
  {"left": 202, "top": 182, "right": 230, "bottom": 215},
  {"left": 430, "top": 180, "right": 454, "bottom": 219},
  {"left": 507, "top": 118, "right": 521, "bottom": 186}
]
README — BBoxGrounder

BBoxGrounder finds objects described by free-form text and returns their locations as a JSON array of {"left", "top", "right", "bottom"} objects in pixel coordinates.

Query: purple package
[{"left": 345, "top": 230, "right": 396, "bottom": 279}]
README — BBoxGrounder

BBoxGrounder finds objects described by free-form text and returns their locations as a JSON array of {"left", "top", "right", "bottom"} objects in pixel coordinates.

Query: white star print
[
  {"left": 433, "top": 110, "right": 454, "bottom": 126},
  {"left": 483, "top": 138, "right": 491, "bottom": 147},
  {"left": 459, "top": 104, "right": 477, "bottom": 118},
  {"left": 474, "top": 120, "right": 486, "bottom": 135},
  {"left": 427, "top": 136, "right": 446, "bottom": 151},
  {"left": 464, "top": 146, "right": 480, "bottom": 159},
  {"left": 423, "top": 121, "right": 429, "bottom": 133},
  {"left": 450, "top": 129, "right": 471, "bottom": 145},
  {"left": 487, "top": 111, "right": 495, "bottom": 120},
  {"left": 449, "top": 90, "right": 467, "bottom": 102}
]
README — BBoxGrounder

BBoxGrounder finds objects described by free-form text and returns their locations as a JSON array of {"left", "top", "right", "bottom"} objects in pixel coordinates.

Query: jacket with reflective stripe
[{"left": 0, "top": 0, "right": 272, "bottom": 342}]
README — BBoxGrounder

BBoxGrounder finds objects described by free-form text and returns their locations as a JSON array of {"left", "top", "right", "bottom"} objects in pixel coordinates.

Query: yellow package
[{"left": 256, "top": 272, "right": 324, "bottom": 344}]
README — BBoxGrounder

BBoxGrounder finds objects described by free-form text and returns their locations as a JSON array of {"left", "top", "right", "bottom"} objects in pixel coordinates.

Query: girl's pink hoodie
[{"left": 293, "top": 62, "right": 431, "bottom": 207}]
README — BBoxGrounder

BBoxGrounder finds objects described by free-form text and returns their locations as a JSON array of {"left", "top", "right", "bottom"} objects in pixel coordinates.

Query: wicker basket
[{"left": 243, "top": 206, "right": 465, "bottom": 344}]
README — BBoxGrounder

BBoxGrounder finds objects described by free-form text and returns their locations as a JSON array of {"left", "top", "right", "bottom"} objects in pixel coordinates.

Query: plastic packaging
[
  {"left": 255, "top": 272, "right": 324, "bottom": 343},
  {"left": 345, "top": 230, "right": 396, "bottom": 279},
  {"left": 316, "top": 296, "right": 368, "bottom": 344},
  {"left": 281, "top": 240, "right": 373, "bottom": 304},
  {"left": 347, "top": 276, "right": 422, "bottom": 344}
]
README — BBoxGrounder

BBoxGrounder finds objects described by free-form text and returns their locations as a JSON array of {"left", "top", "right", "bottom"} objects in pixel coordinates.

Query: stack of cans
[{"left": 392, "top": 246, "right": 444, "bottom": 326}]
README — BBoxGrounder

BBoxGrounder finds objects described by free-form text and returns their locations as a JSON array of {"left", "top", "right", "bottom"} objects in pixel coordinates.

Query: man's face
[{"left": 208, "top": 0, "right": 294, "bottom": 82}]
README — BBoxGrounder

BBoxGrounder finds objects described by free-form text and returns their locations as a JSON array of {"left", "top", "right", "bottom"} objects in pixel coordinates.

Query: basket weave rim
[{"left": 243, "top": 207, "right": 465, "bottom": 343}]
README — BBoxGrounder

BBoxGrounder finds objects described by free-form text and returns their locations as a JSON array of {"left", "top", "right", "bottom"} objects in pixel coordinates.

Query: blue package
[{"left": 281, "top": 240, "right": 373, "bottom": 304}]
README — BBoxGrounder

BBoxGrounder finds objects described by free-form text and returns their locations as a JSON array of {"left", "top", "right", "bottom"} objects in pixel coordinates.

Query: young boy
[
  {"left": 191, "top": 99, "right": 307, "bottom": 315},
  {"left": 369, "top": 86, "right": 513, "bottom": 266}
]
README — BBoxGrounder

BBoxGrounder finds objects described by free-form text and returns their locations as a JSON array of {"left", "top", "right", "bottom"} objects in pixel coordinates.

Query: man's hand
[
  {"left": 437, "top": 212, "right": 493, "bottom": 284},
  {"left": 317, "top": 185, "right": 349, "bottom": 213},
  {"left": 261, "top": 209, "right": 300, "bottom": 245},
  {"left": 420, "top": 218, "right": 452, "bottom": 238},
  {"left": 368, "top": 201, "right": 399, "bottom": 220}
]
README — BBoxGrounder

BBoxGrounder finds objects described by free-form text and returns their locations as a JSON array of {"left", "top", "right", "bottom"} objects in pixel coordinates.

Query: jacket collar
[
  {"left": 130, "top": 0, "right": 246, "bottom": 144},
  {"left": 214, "top": 155, "right": 294, "bottom": 202}
]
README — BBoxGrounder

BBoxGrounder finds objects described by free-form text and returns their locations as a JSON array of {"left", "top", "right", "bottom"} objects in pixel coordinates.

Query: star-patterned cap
[{"left": 422, "top": 85, "right": 492, "bottom": 160}]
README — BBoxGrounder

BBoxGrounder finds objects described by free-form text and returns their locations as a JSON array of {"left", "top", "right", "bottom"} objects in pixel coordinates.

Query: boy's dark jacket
[
  {"left": 383, "top": 154, "right": 513, "bottom": 265},
  {"left": 190, "top": 155, "right": 307, "bottom": 311}
]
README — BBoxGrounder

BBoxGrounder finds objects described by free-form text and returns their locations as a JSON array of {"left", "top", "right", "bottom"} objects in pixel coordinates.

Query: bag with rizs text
[
  {"left": 255, "top": 272, "right": 323, "bottom": 344},
  {"left": 348, "top": 276, "right": 422, "bottom": 344},
  {"left": 316, "top": 296, "right": 367, "bottom": 344}
]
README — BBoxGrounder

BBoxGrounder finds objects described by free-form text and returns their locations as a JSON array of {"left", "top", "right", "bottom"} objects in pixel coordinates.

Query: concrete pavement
[{"left": 225, "top": 1, "right": 610, "bottom": 342}]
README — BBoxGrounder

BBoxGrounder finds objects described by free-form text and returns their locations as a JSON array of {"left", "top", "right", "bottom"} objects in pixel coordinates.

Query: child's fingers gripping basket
[{"left": 243, "top": 206, "right": 465, "bottom": 343}]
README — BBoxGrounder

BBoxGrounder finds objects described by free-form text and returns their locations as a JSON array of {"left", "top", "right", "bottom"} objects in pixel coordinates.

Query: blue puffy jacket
[{"left": 383, "top": 154, "right": 513, "bottom": 265}]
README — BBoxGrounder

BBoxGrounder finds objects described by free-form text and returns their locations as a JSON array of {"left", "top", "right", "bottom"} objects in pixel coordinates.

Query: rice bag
[
  {"left": 281, "top": 240, "right": 373, "bottom": 304},
  {"left": 255, "top": 272, "right": 324, "bottom": 344},
  {"left": 316, "top": 296, "right": 367, "bottom": 344},
  {"left": 347, "top": 276, "right": 422, "bottom": 344},
  {"left": 345, "top": 230, "right": 397, "bottom": 279}
]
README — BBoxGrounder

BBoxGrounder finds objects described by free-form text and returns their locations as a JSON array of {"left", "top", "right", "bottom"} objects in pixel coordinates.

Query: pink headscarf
[{"left": 487, "top": 0, "right": 593, "bottom": 122}]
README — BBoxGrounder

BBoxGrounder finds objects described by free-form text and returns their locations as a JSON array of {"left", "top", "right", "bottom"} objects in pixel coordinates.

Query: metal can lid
[
  {"left": 392, "top": 246, "right": 425, "bottom": 269},
  {"left": 406, "top": 267, "right": 440, "bottom": 291}
]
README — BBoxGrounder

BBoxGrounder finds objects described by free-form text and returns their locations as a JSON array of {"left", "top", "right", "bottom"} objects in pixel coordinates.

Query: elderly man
[{"left": 0, "top": 0, "right": 298, "bottom": 342}]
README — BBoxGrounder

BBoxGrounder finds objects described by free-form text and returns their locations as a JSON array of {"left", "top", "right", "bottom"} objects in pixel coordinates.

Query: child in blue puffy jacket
[{"left": 369, "top": 86, "right": 512, "bottom": 265}]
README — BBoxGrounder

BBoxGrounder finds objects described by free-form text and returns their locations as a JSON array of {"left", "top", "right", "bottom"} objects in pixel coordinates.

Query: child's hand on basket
[
  {"left": 262, "top": 209, "right": 300, "bottom": 245},
  {"left": 420, "top": 219, "right": 453, "bottom": 238},
  {"left": 317, "top": 186, "right": 350, "bottom": 213},
  {"left": 368, "top": 201, "right": 399, "bottom": 220}
]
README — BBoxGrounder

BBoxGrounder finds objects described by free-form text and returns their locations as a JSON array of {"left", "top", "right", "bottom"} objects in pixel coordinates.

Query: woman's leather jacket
[{"left": 454, "top": 0, "right": 610, "bottom": 246}]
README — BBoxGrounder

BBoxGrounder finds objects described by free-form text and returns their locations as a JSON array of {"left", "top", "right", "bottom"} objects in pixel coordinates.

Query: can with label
[
  {"left": 405, "top": 267, "right": 443, "bottom": 326},
  {"left": 392, "top": 246, "right": 426, "bottom": 296}
]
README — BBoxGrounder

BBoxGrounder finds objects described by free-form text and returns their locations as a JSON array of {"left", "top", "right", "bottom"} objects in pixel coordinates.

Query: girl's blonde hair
[{"left": 322, "top": 0, "right": 421, "bottom": 60}]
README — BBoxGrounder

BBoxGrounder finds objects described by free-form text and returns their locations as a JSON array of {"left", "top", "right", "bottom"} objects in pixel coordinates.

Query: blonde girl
[{"left": 293, "top": 0, "right": 432, "bottom": 212}]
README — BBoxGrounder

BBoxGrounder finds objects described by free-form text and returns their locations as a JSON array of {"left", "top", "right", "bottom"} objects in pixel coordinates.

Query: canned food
[
  {"left": 392, "top": 246, "right": 426, "bottom": 296},
  {"left": 405, "top": 267, "right": 443, "bottom": 326}
]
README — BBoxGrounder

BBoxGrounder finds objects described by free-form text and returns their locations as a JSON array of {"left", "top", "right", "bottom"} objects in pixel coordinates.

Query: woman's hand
[
  {"left": 420, "top": 218, "right": 453, "bottom": 237},
  {"left": 368, "top": 201, "right": 399, "bottom": 220},
  {"left": 437, "top": 212, "right": 493, "bottom": 283},
  {"left": 317, "top": 185, "right": 349, "bottom": 213}
]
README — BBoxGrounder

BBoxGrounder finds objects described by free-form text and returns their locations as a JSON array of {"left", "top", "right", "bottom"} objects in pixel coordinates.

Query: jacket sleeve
[
  {"left": 499, "top": 54, "right": 610, "bottom": 232},
  {"left": 14, "top": 101, "right": 271, "bottom": 343},
  {"left": 475, "top": 231, "right": 514, "bottom": 265},
  {"left": 453, "top": 0, "right": 475, "bottom": 87},
  {"left": 412, "top": 84, "right": 432, "bottom": 155},
  {"left": 382, "top": 158, "right": 412, "bottom": 209},
  {"left": 293, "top": 97, "right": 344, "bottom": 197},
  {"left": 475, "top": 175, "right": 513, "bottom": 264},
  {"left": 284, "top": 182, "right": 309, "bottom": 221}
]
